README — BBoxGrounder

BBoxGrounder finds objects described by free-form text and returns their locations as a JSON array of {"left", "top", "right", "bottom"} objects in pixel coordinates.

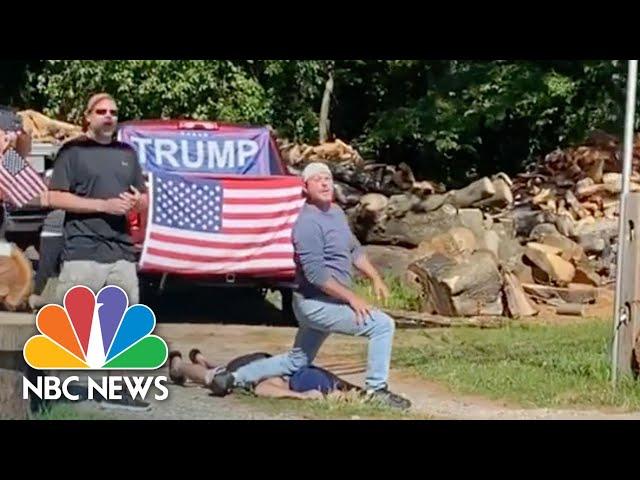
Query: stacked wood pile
[
  {"left": 510, "top": 130, "right": 631, "bottom": 287},
  {"left": 280, "top": 136, "right": 616, "bottom": 318},
  {"left": 17, "top": 110, "right": 83, "bottom": 144}
]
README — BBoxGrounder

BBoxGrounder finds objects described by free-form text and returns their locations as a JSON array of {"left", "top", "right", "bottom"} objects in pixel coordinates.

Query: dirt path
[{"left": 148, "top": 323, "right": 640, "bottom": 420}]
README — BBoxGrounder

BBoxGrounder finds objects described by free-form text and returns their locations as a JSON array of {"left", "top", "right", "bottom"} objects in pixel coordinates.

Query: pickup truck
[
  {"left": 117, "top": 119, "right": 298, "bottom": 310},
  {"left": 3, "top": 120, "right": 298, "bottom": 321}
]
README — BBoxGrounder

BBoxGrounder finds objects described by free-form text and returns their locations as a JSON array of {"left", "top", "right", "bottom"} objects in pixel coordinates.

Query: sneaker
[
  {"left": 365, "top": 387, "right": 412, "bottom": 410},
  {"left": 206, "top": 369, "right": 235, "bottom": 397}
]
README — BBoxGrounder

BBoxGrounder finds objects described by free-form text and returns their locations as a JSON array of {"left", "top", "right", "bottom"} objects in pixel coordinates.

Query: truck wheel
[{"left": 280, "top": 288, "right": 297, "bottom": 326}]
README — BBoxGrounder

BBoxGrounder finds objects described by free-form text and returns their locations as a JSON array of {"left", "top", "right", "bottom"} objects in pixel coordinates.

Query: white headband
[{"left": 302, "top": 162, "right": 332, "bottom": 182}]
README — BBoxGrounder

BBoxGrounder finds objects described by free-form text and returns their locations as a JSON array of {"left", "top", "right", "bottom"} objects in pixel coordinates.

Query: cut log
[
  {"left": 524, "top": 247, "right": 575, "bottom": 285},
  {"left": 575, "top": 234, "right": 606, "bottom": 254},
  {"left": 521, "top": 283, "right": 598, "bottom": 304},
  {"left": 411, "top": 227, "right": 477, "bottom": 263},
  {"left": 565, "top": 190, "right": 590, "bottom": 219},
  {"left": 363, "top": 245, "right": 413, "bottom": 279},
  {"left": 355, "top": 204, "right": 463, "bottom": 247},
  {"left": 333, "top": 181, "right": 362, "bottom": 207},
  {"left": 573, "top": 264, "right": 601, "bottom": 287},
  {"left": 446, "top": 177, "right": 495, "bottom": 209},
  {"left": 359, "top": 193, "right": 389, "bottom": 213},
  {"left": 513, "top": 262, "right": 535, "bottom": 284},
  {"left": 603, "top": 172, "right": 640, "bottom": 194},
  {"left": 497, "top": 237, "right": 526, "bottom": 273},
  {"left": 556, "top": 303, "right": 586, "bottom": 316},
  {"left": 586, "top": 157, "right": 605, "bottom": 183},
  {"left": 415, "top": 194, "right": 448, "bottom": 213},
  {"left": 538, "top": 234, "right": 584, "bottom": 263},
  {"left": 503, "top": 272, "right": 538, "bottom": 318},
  {"left": 576, "top": 177, "right": 594, "bottom": 193},
  {"left": 387, "top": 194, "right": 420, "bottom": 218},
  {"left": 473, "top": 178, "right": 514, "bottom": 209},
  {"left": 409, "top": 251, "right": 503, "bottom": 317},
  {"left": 457, "top": 208, "right": 485, "bottom": 238},
  {"left": 555, "top": 214, "right": 576, "bottom": 237},
  {"left": 526, "top": 242, "right": 563, "bottom": 257},
  {"left": 478, "top": 230, "right": 500, "bottom": 259},
  {"left": 529, "top": 223, "right": 560, "bottom": 240}
]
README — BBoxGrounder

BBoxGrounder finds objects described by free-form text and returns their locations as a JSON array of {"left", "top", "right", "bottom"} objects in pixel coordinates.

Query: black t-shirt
[{"left": 50, "top": 136, "right": 146, "bottom": 263}]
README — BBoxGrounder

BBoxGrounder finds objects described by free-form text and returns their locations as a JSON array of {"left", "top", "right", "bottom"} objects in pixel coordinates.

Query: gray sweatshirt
[{"left": 292, "top": 202, "right": 364, "bottom": 300}]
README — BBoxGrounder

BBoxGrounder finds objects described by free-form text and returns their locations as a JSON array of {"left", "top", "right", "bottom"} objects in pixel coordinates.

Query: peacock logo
[{"left": 23, "top": 285, "right": 168, "bottom": 370}]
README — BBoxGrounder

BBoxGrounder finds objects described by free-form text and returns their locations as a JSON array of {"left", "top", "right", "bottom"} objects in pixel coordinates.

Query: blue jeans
[{"left": 232, "top": 293, "right": 395, "bottom": 391}]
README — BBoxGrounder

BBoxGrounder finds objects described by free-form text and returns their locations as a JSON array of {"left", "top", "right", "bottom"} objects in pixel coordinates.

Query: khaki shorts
[{"left": 55, "top": 260, "right": 139, "bottom": 305}]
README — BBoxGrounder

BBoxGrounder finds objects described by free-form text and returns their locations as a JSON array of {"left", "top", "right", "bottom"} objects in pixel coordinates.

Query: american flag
[
  {"left": 0, "top": 148, "right": 47, "bottom": 207},
  {"left": 139, "top": 171, "right": 305, "bottom": 276}
]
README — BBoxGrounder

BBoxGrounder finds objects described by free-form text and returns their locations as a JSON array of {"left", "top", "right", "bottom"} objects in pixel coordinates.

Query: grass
[
  {"left": 393, "top": 319, "right": 640, "bottom": 411},
  {"left": 236, "top": 389, "right": 426, "bottom": 420},
  {"left": 354, "top": 275, "right": 422, "bottom": 312},
  {"left": 33, "top": 402, "right": 111, "bottom": 420}
]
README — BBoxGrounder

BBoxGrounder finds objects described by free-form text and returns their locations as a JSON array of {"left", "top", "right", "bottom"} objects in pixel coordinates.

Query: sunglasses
[{"left": 94, "top": 109, "right": 118, "bottom": 116}]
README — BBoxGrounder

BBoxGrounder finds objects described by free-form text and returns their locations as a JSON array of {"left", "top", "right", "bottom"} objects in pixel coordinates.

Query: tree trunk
[{"left": 319, "top": 68, "right": 334, "bottom": 144}]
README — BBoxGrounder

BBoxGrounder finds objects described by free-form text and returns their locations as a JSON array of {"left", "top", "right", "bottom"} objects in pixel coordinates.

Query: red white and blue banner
[{"left": 118, "top": 126, "right": 275, "bottom": 176}]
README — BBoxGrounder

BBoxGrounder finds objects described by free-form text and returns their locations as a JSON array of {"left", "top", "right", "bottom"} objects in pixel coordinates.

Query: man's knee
[{"left": 370, "top": 311, "right": 395, "bottom": 336}]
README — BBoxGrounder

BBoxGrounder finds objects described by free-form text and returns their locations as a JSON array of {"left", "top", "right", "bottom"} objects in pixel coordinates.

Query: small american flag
[
  {"left": 139, "top": 171, "right": 305, "bottom": 276},
  {"left": 0, "top": 148, "right": 47, "bottom": 207}
]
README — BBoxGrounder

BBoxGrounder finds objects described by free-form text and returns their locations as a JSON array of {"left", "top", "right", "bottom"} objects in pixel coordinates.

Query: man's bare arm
[{"left": 47, "top": 191, "right": 132, "bottom": 215}]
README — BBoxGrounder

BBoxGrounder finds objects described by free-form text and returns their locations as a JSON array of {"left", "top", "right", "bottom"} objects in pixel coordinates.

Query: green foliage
[
  {"left": 354, "top": 275, "right": 422, "bottom": 312},
  {"left": 12, "top": 60, "right": 630, "bottom": 187}
]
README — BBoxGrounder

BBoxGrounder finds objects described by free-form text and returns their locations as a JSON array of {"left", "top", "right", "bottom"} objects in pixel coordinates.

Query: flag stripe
[
  {"left": 222, "top": 207, "right": 302, "bottom": 220},
  {"left": 223, "top": 186, "right": 302, "bottom": 199},
  {"left": 223, "top": 194, "right": 303, "bottom": 205},
  {"left": 150, "top": 224, "right": 294, "bottom": 243},
  {"left": 223, "top": 200, "right": 304, "bottom": 214},
  {"left": 0, "top": 172, "right": 29, "bottom": 204},
  {"left": 146, "top": 247, "right": 293, "bottom": 264},
  {"left": 222, "top": 216, "right": 299, "bottom": 229},
  {"left": 147, "top": 239, "right": 293, "bottom": 257},
  {"left": 149, "top": 230, "right": 293, "bottom": 249},
  {"left": 222, "top": 222, "right": 296, "bottom": 235}
]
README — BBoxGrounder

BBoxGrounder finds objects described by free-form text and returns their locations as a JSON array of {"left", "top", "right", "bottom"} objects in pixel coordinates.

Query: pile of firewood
[
  {"left": 279, "top": 138, "right": 365, "bottom": 167},
  {"left": 17, "top": 110, "right": 83, "bottom": 144},
  {"left": 511, "top": 130, "right": 635, "bottom": 233}
]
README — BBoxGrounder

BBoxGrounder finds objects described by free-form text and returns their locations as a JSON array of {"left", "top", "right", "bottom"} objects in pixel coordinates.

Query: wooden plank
[
  {"left": 521, "top": 283, "right": 599, "bottom": 304},
  {"left": 0, "top": 312, "right": 36, "bottom": 351},
  {"left": 382, "top": 308, "right": 507, "bottom": 329}
]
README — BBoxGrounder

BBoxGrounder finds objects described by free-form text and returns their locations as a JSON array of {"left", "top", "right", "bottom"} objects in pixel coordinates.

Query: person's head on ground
[
  {"left": 302, "top": 162, "right": 333, "bottom": 209},
  {"left": 84, "top": 93, "right": 118, "bottom": 143}
]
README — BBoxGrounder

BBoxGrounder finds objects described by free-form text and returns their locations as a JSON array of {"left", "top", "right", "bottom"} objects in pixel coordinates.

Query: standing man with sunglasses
[{"left": 45, "top": 93, "right": 147, "bottom": 305}]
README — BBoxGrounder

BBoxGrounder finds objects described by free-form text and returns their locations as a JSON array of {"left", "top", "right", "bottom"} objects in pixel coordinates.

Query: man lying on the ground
[{"left": 168, "top": 349, "right": 362, "bottom": 400}]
